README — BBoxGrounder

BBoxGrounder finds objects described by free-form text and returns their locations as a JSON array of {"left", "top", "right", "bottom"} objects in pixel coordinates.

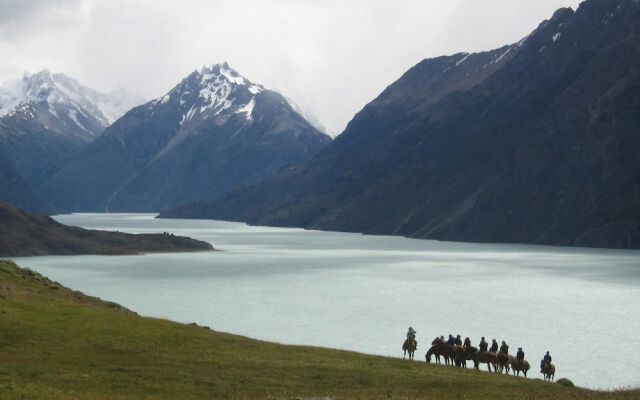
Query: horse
[
  {"left": 452, "top": 345, "right": 473, "bottom": 368},
  {"left": 425, "top": 337, "right": 451, "bottom": 365},
  {"left": 508, "top": 355, "right": 530, "bottom": 378},
  {"left": 542, "top": 362, "right": 555, "bottom": 381},
  {"left": 403, "top": 338, "right": 417, "bottom": 360},
  {"left": 497, "top": 352, "right": 510, "bottom": 373},
  {"left": 473, "top": 351, "right": 498, "bottom": 372}
]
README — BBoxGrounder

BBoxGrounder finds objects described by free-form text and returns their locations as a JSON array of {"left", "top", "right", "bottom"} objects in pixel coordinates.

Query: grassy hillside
[
  {"left": 0, "top": 202, "right": 213, "bottom": 256},
  {"left": 0, "top": 260, "right": 637, "bottom": 400}
]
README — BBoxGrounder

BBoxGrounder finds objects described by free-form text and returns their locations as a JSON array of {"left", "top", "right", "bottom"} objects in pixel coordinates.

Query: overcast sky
[{"left": 1, "top": 0, "right": 582, "bottom": 135}]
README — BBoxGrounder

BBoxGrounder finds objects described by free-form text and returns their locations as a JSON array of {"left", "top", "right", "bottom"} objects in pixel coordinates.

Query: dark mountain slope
[
  {"left": 162, "top": 0, "right": 640, "bottom": 249},
  {"left": 0, "top": 156, "right": 50, "bottom": 213},
  {"left": 0, "top": 202, "right": 212, "bottom": 257},
  {"left": 40, "top": 63, "right": 331, "bottom": 212},
  {"left": 0, "top": 70, "right": 144, "bottom": 188}
]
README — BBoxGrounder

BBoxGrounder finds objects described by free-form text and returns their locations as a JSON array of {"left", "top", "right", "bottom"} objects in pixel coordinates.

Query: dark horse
[
  {"left": 452, "top": 345, "right": 477, "bottom": 368},
  {"left": 497, "top": 352, "right": 510, "bottom": 373},
  {"left": 542, "top": 362, "right": 555, "bottom": 381},
  {"left": 473, "top": 351, "right": 498, "bottom": 372},
  {"left": 403, "top": 339, "right": 417, "bottom": 360},
  {"left": 425, "top": 337, "right": 451, "bottom": 365}
]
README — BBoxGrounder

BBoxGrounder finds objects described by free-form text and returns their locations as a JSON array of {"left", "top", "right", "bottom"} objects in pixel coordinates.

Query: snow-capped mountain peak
[
  {"left": 155, "top": 62, "right": 265, "bottom": 127},
  {"left": 0, "top": 70, "right": 145, "bottom": 127}
]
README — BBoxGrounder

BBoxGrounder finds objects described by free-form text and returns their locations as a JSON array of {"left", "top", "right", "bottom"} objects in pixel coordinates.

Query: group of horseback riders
[{"left": 405, "top": 327, "right": 553, "bottom": 375}]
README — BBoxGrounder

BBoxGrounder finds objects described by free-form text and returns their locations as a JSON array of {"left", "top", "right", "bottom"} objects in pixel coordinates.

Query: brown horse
[
  {"left": 473, "top": 351, "right": 498, "bottom": 372},
  {"left": 497, "top": 352, "right": 510, "bottom": 373},
  {"left": 452, "top": 345, "right": 473, "bottom": 368},
  {"left": 542, "top": 362, "right": 555, "bottom": 381},
  {"left": 425, "top": 338, "right": 451, "bottom": 365},
  {"left": 403, "top": 339, "right": 417, "bottom": 360},
  {"left": 508, "top": 355, "right": 530, "bottom": 378}
]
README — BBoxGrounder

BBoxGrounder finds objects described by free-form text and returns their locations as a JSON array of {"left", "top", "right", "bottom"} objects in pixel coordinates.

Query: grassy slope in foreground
[
  {"left": 0, "top": 202, "right": 213, "bottom": 256},
  {"left": 1, "top": 261, "right": 638, "bottom": 399}
]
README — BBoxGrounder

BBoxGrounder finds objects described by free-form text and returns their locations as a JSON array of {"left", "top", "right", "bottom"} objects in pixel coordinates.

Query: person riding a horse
[
  {"left": 489, "top": 339, "right": 499, "bottom": 353},
  {"left": 499, "top": 340, "right": 509, "bottom": 354},
  {"left": 447, "top": 334, "right": 456, "bottom": 346},
  {"left": 479, "top": 337, "right": 488, "bottom": 352},
  {"left": 463, "top": 337, "right": 471, "bottom": 348},
  {"left": 516, "top": 347, "right": 525, "bottom": 363},
  {"left": 407, "top": 327, "right": 416, "bottom": 341},
  {"left": 455, "top": 335, "right": 463, "bottom": 346},
  {"left": 540, "top": 351, "right": 552, "bottom": 372}
]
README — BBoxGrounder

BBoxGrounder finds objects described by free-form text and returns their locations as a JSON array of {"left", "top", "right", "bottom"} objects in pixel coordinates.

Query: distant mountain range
[
  {"left": 0, "top": 70, "right": 144, "bottom": 211},
  {"left": 161, "top": 0, "right": 640, "bottom": 249},
  {"left": 39, "top": 63, "right": 332, "bottom": 212}
]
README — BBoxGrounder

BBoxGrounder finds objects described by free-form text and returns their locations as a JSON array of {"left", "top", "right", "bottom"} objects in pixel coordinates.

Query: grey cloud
[{"left": 0, "top": 0, "right": 582, "bottom": 135}]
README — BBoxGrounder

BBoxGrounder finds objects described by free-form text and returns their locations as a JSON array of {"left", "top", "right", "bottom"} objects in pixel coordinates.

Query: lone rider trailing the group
[
  {"left": 463, "top": 337, "right": 471, "bottom": 349},
  {"left": 455, "top": 334, "right": 463, "bottom": 346},
  {"left": 499, "top": 340, "right": 509, "bottom": 354},
  {"left": 489, "top": 339, "right": 499, "bottom": 353},
  {"left": 407, "top": 327, "right": 417, "bottom": 342},
  {"left": 479, "top": 337, "right": 488, "bottom": 352},
  {"left": 540, "top": 351, "right": 552, "bottom": 372},
  {"left": 516, "top": 347, "right": 525, "bottom": 365}
]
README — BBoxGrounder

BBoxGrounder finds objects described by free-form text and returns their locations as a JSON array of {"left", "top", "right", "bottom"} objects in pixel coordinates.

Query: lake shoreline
[{"left": 15, "top": 213, "right": 640, "bottom": 390}]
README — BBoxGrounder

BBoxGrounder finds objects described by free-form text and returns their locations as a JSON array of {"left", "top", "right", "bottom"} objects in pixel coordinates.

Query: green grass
[{"left": 0, "top": 260, "right": 637, "bottom": 400}]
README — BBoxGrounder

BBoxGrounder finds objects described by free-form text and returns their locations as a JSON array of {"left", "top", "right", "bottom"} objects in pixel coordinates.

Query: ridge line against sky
[{"left": 0, "top": 0, "right": 581, "bottom": 136}]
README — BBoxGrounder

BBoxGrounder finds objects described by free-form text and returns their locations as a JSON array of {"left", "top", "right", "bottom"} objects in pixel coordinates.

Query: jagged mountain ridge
[
  {"left": 0, "top": 70, "right": 144, "bottom": 128},
  {"left": 40, "top": 63, "right": 332, "bottom": 212},
  {"left": 161, "top": 0, "right": 640, "bottom": 249},
  {"left": 0, "top": 70, "right": 145, "bottom": 211}
]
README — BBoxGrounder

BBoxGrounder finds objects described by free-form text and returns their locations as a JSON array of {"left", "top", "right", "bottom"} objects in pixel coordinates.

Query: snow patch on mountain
[
  {"left": 236, "top": 97, "right": 256, "bottom": 119},
  {"left": 455, "top": 53, "right": 471, "bottom": 67},
  {"left": 0, "top": 70, "right": 145, "bottom": 125}
]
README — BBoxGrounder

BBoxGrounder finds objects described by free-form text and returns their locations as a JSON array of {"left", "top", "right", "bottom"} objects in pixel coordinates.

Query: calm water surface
[{"left": 16, "top": 213, "right": 640, "bottom": 389}]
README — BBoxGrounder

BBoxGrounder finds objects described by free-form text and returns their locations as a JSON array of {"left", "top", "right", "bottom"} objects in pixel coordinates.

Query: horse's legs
[{"left": 403, "top": 350, "right": 406, "bottom": 360}]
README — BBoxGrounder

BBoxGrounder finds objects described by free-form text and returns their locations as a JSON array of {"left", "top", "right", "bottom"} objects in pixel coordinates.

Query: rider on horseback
[
  {"left": 455, "top": 334, "right": 463, "bottom": 346},
  {"left": 489, "top": 339, "right": 499, "bottom": 353},
  {"left": 479, "top": 337, "right": 488, "bottom": 352},
  {"left": 516, "top": 347, "right": 525, "bottom": 363},
  {"left": 463, "top": 337, "right": 471, "bottom": 349},
  {"left": 540, "top": 351, "right": 552, "bottom": 372},
  {"left": 446, "top": 334, "right": 456, "bottom": 346},
  {"left": 407, "top": 327, "right": 416, "bottom": 341},
  {"left": 499, "top": 340, "right": 509, "bottom": 354}
]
